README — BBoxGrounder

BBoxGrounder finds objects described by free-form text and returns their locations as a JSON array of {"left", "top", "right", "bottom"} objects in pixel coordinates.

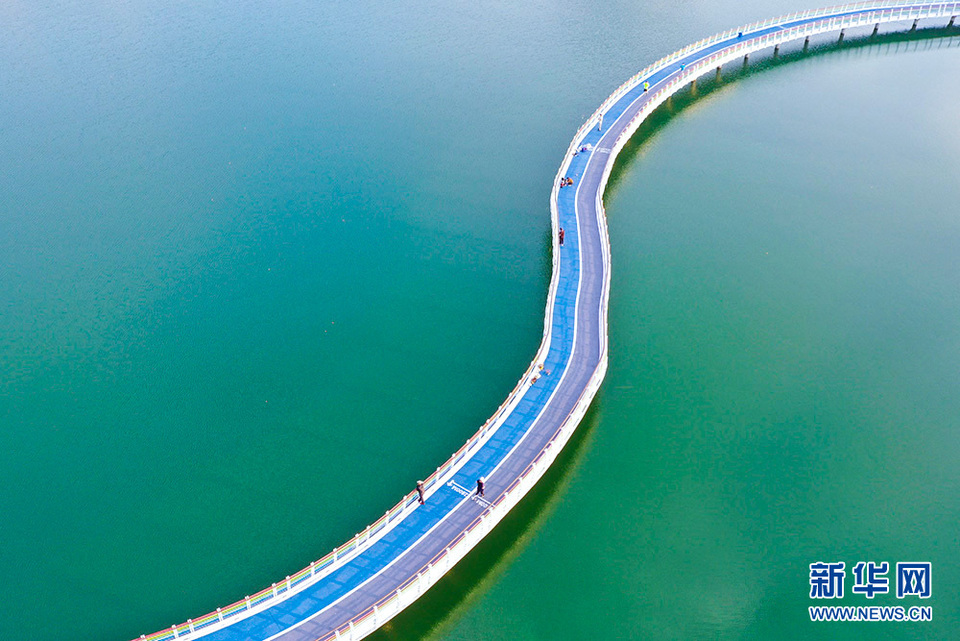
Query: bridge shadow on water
[
  {"left": 605, "top": 25, "right": 960, "bottom": 196},
  {"left": 367, "top": 400, "right": 604, "bottom": 641},
  {"left": 364, "top": 23, "right": 959, "bottom": 641}
]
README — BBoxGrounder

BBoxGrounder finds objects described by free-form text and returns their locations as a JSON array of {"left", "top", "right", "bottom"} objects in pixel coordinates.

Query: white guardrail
[{"left": 136, "top": 3, "right": 958, "bottom": 640}]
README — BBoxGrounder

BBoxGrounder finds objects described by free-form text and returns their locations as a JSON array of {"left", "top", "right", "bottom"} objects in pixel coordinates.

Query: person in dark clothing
[
  {"left": 559, "top": 228, "right": 565, "bottom": 246},
  {"left": 476, "top": 477, "right": 485, "bottom": 497},
  {"left": 416, "top": 480, "right": 425, "bottom": 505}
]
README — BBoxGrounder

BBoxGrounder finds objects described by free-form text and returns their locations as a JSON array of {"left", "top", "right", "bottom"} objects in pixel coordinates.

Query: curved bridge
[{"left": 137, "top": 3, "right": 958, "bottom": 640}]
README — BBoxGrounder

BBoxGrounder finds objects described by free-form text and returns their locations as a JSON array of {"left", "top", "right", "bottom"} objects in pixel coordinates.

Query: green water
[{"left": 1, "top": 2, "right": 957, "bottom": 640}]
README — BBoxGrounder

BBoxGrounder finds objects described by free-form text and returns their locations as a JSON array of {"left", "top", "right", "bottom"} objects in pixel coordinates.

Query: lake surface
[{"left": 1, "top": 2, "right": 957, "bottom": 640}]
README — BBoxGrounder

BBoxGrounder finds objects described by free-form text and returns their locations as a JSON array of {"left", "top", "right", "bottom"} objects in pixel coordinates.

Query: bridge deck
[{"left": 137, "top": 3, "right": 958, "bottom": 640}]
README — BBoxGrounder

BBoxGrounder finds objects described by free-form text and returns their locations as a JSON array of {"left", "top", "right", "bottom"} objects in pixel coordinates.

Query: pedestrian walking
[
  {"left": 476, "top": 477, "right": 485, "bottom": 497},
  {"left": 416, "top": 480, "right": 425, "bottom": 505},
  {"left": 598, "top": 112, "right": 603, "bottom": 131},
  {"left": 559, "top": 228, "right": 565, "bottom": 246}
]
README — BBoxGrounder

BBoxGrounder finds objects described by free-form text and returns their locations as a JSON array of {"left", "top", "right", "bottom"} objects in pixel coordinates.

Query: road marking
[{"left": 448, "top": 480, "right": 493, "bottom": 508}]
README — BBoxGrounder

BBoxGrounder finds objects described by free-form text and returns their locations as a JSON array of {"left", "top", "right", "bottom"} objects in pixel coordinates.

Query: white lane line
[{"left": 448, "top": 480, "right": 493, "bottom": 508}]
